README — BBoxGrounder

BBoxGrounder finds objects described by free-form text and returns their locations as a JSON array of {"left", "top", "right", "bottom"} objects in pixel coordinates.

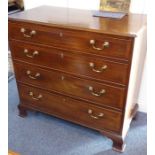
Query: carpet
[
  {"left": 8, "top": 79, "right": 147, "bottom": 155},
  {"left": 8, "top": 52, "right": 14, "bottom": 82}
]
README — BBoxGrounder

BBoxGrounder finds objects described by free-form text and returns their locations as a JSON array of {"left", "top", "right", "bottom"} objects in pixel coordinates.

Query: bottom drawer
[{"left": 18, "top": 84, "right": 122, "bottom": 133}]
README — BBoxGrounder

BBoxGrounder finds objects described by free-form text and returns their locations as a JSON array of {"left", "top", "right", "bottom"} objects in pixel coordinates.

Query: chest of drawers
[{"left": 9, "top": 6, "right": 146, "bottom": 152}]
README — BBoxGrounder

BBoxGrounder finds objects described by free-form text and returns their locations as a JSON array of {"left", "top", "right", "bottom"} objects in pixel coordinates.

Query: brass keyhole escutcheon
[
  {"left": 61, "top": 76, "right": 65, "bottom": 80},
  {"left": 62, "top": 98, "right": 66, "bottom": 102},
  {"left": 59, "top": 32, "right": 63, "bottom": 37},
  {"left": 60, "top": 53, "right": 64, "bottom": 59}
]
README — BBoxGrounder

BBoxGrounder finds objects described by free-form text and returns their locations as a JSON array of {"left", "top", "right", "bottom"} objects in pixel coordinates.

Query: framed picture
[{"left": 100, "top": 0, "right": 131, "bottom": 13}]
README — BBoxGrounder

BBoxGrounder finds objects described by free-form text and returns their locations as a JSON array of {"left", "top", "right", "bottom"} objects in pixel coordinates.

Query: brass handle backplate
[
  {"left": 29, "top": 91, "right": 42, "bottom": 100},
  {"left": 26, "top": 70, "right": 40, "bottom": 80},
  {"left": 88, "top": 86, "right": 106, "bottom": 97},
  {"left": 90, "top": 40, "right": 109, "bottom": 51},
  {"left": 89, "top": 62, "right": 107, "bottom": 73},
  {"left": 88, "top": 109, "right": 104, "bottom": 119},
  {"left": 20, "top": 28, "right": 36, "bottom": 38},
  {"left": 24, "top": 49, "right": 39, "bottom": 58}
]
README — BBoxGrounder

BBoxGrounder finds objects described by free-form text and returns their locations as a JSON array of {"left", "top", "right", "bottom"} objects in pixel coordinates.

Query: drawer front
[
  {"left": 14, "top": 62, "right": 126, "bottom": 110},
  {"left": 18, "top": 84, "right": 122, "bottom": 132},
  {"left": 9, "top": 21, "right": 132, "bottom": 60},
  {"left": 10, "top": 40, "right": 129, "bottom": 85}
]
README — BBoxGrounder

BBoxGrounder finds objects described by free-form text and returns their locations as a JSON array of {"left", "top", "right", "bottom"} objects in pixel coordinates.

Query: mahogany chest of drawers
[{"left": 9, "top": 6, "right": 146, "bottom": 152}]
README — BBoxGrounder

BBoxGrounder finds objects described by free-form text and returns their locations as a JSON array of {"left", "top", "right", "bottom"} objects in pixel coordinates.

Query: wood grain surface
[{"left": 8, "top": 6, "right": 146, "bottom": 152}]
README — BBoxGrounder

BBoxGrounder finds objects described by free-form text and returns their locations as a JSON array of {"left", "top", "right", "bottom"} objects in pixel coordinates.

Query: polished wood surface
[
  {"left": 8, "top": 6, "right": 146, "bottom": 152},
  {"left": 10, "top": 40, "right": 129, "bottom": 86},
  {"left": 9, "top": 21, "right": 133, "bottom": 60},
  {"left": 14, "top": 61, "right": 126, "bottom": 110},
  {"left": 9, "top": 6, "right": 146, "bottom": 37},
  {"left": 18, "top": 83, "right": 122, "bottom": 132}
]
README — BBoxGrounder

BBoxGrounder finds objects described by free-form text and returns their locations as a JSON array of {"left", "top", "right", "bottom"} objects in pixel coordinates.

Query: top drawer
[{"left": 9, "top": 21, "right": 133, "bottom": 60}]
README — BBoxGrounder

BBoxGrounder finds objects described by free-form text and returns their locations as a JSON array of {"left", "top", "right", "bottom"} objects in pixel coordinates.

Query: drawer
[
  {"left": 9, "top": 21, "right": 133, "bottom": 60},
  {"left": 18, "top": 84, "right": 122, "bottom": 132},
  {"left": 10, "top": 40, "right": 129, "bottom": 85},
  {"left": 14, "top": 62, "right": 126, "bottom": 110}
]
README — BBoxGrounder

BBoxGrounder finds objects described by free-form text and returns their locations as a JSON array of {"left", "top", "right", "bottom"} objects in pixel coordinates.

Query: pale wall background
[{"left": 23, "top": 0, "right": 147, "bottom": 112}]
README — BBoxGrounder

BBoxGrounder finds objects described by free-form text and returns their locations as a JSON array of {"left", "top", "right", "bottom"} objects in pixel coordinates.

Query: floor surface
[{"left": 8, "top": 79, "right": 147, "bottom": 155}]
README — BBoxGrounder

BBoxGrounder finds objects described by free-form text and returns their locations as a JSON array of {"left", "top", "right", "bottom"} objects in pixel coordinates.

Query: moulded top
[{"left": 9, "top": 5, "right": 147, "bottom": 37}]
